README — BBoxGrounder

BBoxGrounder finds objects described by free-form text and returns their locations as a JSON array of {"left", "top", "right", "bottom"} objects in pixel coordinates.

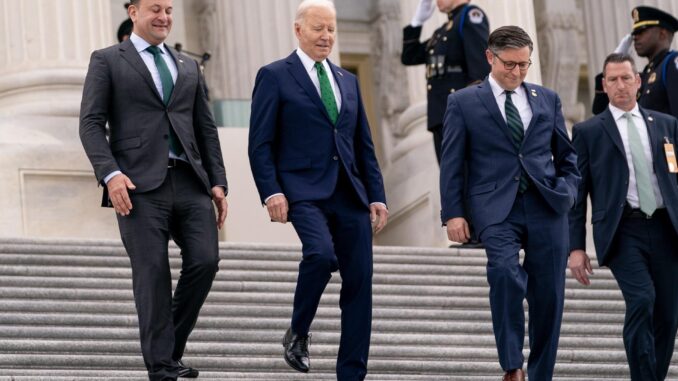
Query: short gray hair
[
  {"left": 488, "top": 26, "right": 533, "bottom": 53},
  {"left": 295, "top": 0, "right": 336, "bottom": 24}
]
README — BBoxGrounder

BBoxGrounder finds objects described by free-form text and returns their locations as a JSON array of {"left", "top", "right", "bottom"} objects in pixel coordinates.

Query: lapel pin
[
  {"left": 648, "top": 116, "right": 654, "bottom": 122},
  {"left": 530, "top": 89, "right": 537, "bottom": 97},
  {"left": 337, "top": 71, "right": 343, "bottom": 77},
  {"left": 179, "top": 59, "right": 184, "bottom": 63}
]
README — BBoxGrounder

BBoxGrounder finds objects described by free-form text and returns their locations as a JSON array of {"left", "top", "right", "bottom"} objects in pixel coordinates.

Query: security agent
[
  {"left": 592, "top": 6, "right": 678, "bottom": 119},
  {"left": 402, "top": 0, "right": 490, "bottom": 163}
]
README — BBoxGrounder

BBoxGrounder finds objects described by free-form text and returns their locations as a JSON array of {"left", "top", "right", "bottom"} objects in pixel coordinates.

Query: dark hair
[
  {"left": 117, "top": 18, "right": 133, "bottom": 42},
  {"left": 602, "top": 53, "right": 637, "bottom": 76},
  {"left": 488, "top": 26, "right": 533, "bottom": 53},
  {"left": 128, "top": 0, "right": 140, "bottom": 6}
]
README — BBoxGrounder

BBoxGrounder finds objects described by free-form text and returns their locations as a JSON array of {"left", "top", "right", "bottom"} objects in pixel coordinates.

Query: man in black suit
[
  {"left": 569, "top": 53, "right": 678, "bottom": 381},
  {"left": 79, "top": 0, "right": 228, "bottom": 379}
]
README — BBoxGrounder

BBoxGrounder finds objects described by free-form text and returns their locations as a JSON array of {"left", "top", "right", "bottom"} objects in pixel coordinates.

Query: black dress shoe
[
  {"left": 282, "top": 327, "right": 310, "bottom": 373},
  {"left": 177, "top": 359, "right": 199, "bottom": 378},
  {"left": 449, "top": 239, "right": 485, "bottom": 249}
]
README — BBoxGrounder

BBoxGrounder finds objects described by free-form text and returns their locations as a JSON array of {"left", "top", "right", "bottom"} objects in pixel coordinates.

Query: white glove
[
  {"left": 614, "top": 34, "right": 633, "bottom": 54},
  {"left": 410, "top": 0, "right": 436, "bottom": 27}
]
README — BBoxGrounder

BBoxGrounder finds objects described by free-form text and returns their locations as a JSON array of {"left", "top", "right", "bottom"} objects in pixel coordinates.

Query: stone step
[{"left": 0, "top": 238, "right": 670, "bottom": 380}]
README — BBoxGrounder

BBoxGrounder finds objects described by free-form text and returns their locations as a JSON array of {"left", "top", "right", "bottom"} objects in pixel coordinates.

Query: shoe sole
[{"left": 283, "top": 354, "right": 310, "bottom": 373}]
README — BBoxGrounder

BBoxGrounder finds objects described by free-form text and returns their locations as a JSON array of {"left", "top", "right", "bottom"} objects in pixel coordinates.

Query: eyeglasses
[{"left": 492, "top": 52, "right": 532, "bottom": 71}]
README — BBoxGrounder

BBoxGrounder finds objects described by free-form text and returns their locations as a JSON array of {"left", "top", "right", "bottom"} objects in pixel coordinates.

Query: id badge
[{"left": 664, "top": 137, "right": 678, "bottom": 173}]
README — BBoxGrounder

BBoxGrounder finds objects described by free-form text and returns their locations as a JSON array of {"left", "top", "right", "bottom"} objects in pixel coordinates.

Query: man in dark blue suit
[
  {"left": 440, "top": 26, "right": 580, "bottom": 381},
  {"left": 569, "top": 53, "right": 678, "bottom": 381},
  {"left": 248, "top": 1, "right": 387, "bottom": 379}
]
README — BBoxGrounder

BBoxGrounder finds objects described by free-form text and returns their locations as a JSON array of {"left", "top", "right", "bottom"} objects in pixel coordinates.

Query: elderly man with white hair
[{"left": 248, "top": 0, "right": 388, "bottom": 379}]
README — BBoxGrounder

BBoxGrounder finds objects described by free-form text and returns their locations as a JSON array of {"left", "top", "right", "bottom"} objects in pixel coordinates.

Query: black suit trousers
[
  {"left": 116, "top": 162, "right": 220, "bottom": 381},
  {"left": 607, "top": 210, "right": 678, "bottom": 381}
]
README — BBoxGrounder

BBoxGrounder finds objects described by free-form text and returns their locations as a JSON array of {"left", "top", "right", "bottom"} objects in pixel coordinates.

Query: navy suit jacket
[
  {"left": 440, "top": 78, "right": 580, "bottom": 234},
  {"left": 248, "top": 51, "right": 385, "bottom": 208},
  {"left": 569, "top": 107, "right": 678, "bottom": 265}
]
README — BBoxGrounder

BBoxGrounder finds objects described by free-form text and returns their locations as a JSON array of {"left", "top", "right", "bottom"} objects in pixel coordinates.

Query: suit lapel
[
  {"left": 477, "top": 79, "right": 514, "bottom": 144},
  {"left": 640, "top": 108, "right": 661, "bottom": 159},
  {"left": 328, "top": 60, "right": 348, "bottom": 125},
  {"left": 166, "top": 46, "right": 186, "bottom": 107},
  {"left": 119, "top": 39, "right": 163, "bottom": 104},
  {"left": 286, "top": 52, "right": 333, "bottom": 124},
  {"left": 600, "top": 109, "right": 626, "bottom": 157},
  {"left": 522, "top": 83, "right": 543, "bottom": 143}
]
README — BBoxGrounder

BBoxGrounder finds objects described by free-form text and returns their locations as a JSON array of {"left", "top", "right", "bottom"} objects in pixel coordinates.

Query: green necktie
[
  {"left": 146, "top": 45, "right": 183, "bottom": 156},
  {"left": 505, "top": 91, "right": 528, "bottom": 193},
  {"left": 314, "top": 62, "right": 338, "bottom": 124},
  {"left": 625, "top": 112, "right": 657, "bottom": 216}
]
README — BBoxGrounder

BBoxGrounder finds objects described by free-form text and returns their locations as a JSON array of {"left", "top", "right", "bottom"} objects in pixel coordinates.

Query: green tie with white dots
[{"left": 314, "top": 62, "right": 338, "bottom": 124}]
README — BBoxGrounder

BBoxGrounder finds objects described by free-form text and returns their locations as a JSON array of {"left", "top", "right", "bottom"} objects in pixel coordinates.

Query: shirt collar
[
  {"left": 130, "top": 32, "right": 167, "bottom": 54},
  {"left": 488, "top": 74, "right": 525, "bottom": 99},
  {"left": 296, "top": 48, "right": 326, "bottom": 72},
  {"left": 609, "top": 103, "right": 641, "bottom": 121}
]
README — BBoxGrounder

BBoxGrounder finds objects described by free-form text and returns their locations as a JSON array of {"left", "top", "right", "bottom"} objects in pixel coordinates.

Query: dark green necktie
[
  {"left": 505, "top": 91, "right": 528, "bottom": 193},
  {"left": 314, "top": 62, "right": 338, "bottom": 124},
  {"left": 146, "top": 45, "right": 183, "bottom": 156}
]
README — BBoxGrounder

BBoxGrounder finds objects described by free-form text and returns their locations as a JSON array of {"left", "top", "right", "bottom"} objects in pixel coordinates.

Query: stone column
[
  {"left": 535, "top": 0, "right": 584, "bottom": 127},
  {"left": 0, "top": 0, "right": 112, "bottom": 116}
]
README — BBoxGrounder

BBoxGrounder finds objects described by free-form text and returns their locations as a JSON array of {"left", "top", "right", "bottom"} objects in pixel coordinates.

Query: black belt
[
  {"left": 623, "top": 204, "right": 667, "bottom": 219},
  {"left": 168, "top": 158, "right": 189, "bottom": 168}
]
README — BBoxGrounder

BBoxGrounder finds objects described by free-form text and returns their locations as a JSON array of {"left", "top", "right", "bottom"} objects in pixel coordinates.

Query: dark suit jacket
[
  {"left": 248, "top": 51, "right": 385, "bottom": 208},
  {"left": 79, "top": 39, "right": 227, "bottom": 206},
  {"left": 569, "top": 107, "right": 678, "bottom": 265},
  {"left": 440, "top": 78, "right": 580, "bottom": 234}
]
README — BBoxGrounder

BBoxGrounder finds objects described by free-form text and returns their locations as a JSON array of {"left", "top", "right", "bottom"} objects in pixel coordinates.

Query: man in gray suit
[{"left": 79, "top": 0, "right": 227, "bottom": 379}]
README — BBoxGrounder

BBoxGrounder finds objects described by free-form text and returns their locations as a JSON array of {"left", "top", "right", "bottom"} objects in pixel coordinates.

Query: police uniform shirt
[
  {"left": 638, "top": 49, "right": 678, "bottom": 119},
  {"left": 401, "top": 3, "right": 490, "bottom": 130}
]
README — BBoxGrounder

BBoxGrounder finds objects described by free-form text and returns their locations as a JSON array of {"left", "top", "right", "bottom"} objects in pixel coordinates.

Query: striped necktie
[{"left": 505, "top": 91, "right": 528, "bottom": 193}]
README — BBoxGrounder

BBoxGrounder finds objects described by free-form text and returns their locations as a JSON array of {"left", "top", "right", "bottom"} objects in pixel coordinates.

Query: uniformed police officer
[
  {"left": 402, "top": 0, "right": 490, "bottom": 163},
  {"left": 592, "top": 6, "right": 678, "bottom": 119}
]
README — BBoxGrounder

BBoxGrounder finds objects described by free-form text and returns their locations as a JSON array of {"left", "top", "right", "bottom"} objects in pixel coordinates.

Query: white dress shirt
[
  {"left": 488, "top": 74, "right": 533, "bottom": 131},
  {"left": 608, "top": 104, "right": 664, "bottom": 208}
]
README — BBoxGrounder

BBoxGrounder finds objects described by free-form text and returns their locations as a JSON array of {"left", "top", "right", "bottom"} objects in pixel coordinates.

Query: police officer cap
[{"left": 631, "top": 6, "right": 678, "bottom": 35}]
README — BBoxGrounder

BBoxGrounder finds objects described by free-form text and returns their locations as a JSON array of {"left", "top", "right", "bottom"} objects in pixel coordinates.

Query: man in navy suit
[
  {"left": 248, "top": 1, "right": 388, "bottom": 379},
  {"left": 569, "top": 53, "right": 678, "bottom": 381},
  {"left": 440, "top": 26, "right": 580, "bottom": 381}
]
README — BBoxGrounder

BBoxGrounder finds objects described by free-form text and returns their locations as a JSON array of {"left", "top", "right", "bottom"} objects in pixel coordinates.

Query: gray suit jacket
[{"left": 79, "top": 39, "right": 227, "bottom": 206}]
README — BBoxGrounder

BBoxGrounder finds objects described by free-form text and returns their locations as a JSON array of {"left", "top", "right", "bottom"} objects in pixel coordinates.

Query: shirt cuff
[
  {"left": 264, "top": 193, "right": 285, "bottom": 204},
  {"left": 103, "top": 171, "right": 122, "bottom": 184},
  {"left": 370, "top": 202, "right": 387, "bottom": 209}
]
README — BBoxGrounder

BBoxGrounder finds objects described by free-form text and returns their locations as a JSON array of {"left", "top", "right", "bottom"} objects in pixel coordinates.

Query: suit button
[
  {"left": 334, "top": 128, "right": 338, "bottom": 134},
  {"left": 163, "top": 134, "right": 168, "bottom": 140},
  {"left": 427, "top": 84, "right": 432, "bottom": 91},
  {"left": 518, "top": 154, "right": 523, "bottom": 159},
  {"left": 620, "top": 203, "right": 625, "bottom": 207},
  {"left": 514, "top": 176, "right": 520, "bottom": 181},
  {"left": 333, "top": 156, "right": 338, "bottom": 161}
]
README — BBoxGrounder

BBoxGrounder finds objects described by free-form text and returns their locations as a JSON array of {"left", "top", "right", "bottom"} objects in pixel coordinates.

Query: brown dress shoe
[{"left": 502, "top": 368, "right": 525, "bottom": 381}]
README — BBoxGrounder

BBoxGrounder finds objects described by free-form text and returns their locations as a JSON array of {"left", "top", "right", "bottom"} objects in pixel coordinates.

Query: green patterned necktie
[
  {"left": 314, "top": 62, "right": 338, "bottom": 124},
  {"left": 146, "top": 45, "right": 183, "bottom": 156},
  {"left": 505, "top": 91, "right": 528, "bottom": 193},
  {"left": 625, "top": 112, "right": 657, "bottom": 216}
]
